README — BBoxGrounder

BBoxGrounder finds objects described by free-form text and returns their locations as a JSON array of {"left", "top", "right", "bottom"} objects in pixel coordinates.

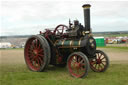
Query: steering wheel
[{"left": 54, "top": 24, "right": 68, "bottom": 36}]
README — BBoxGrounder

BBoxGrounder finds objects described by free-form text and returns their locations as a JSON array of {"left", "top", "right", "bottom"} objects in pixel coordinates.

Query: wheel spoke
[
  {"left": 102, "top": 61, "right": 107, "bottom": 62},
  {"left": 96, "top": 53, "right": 99, "bottom": 59},
  {"left": 28, "top": 50, "right": 33, "bottom": 54},
  {"left": 37, "top": 43, "right": 41, "bottom": 50},
  {"left": 57, "top": 30, "right": 60, "bottom": 34},
  {"left": 80, "top": 63, "right": 86, "bottom": 66},
  {"left": 76, "top": 56, "right": 79, "bottom": 62},
  {"left": 79, "top": 59, "right": 84, "bottom": 64},
  {"left": 101, "top": 57, "right": 105, "bottom": 60},
  {"left": 28, "top": 52, "right": 34, "bottom": 57},
  {"left": 32, "top": 41, "right": 36, "bottom": 49},
  {"left": 29, "top": 54, "right": 34, "bottom": 59},
  {"left": 91, "top": 61, "right": 96, "bottom": 65},
  {"left": 101, "top": 62, "right": 105, "bottom": 66},
  {"left": 31, "top": 57, "right": 35, "bottom": 63},
  {"left": 92, "top": 63, "right": 96, "bottom": 67},
  {"left": 74, "top": 56, "right": 77, "bottom": 62},
  {"left": 62, "top": 26, "right": 64, "bottom": 33},
  {"left": 38, "top": 49, "right": 43, "bottom": 53},
  {"left": 29, "top": 46, "right": 34, "bottom": 51},
  {"left": 36, "top": 58, "right": 40, "bottom": 67},
  {"left": 29, "top": 54, "right": 35, "bottom": 58},
  {"left": 97, "top": 64, "right": 100, "bottom": 70},
  {"left": 78, "top": 57, "right": 81, "bottom": 62},
  {"left": 38, "top": 57, "right": 43, "bottom": 65},
  {"left": 38, "top": 53, "right": 44, "bottom": 57},
  {"left": 99, "top": 54, "right": 102, "bottom": 59},
  {"left": 76, "top": 68, "right": 79, "bottom": 74},
  {"left": 98, "top": 64, "right": 102, "bottom": 70},
  {"left": 95, "top": 64, "right": 97, "bottom": 68}
]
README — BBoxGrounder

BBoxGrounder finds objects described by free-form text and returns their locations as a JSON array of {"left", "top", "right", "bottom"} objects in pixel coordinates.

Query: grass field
[
  {"left": 94, "top": 33, "right": 128, "bottom": 37},
  {"left": 0, "top": 47, "right": 128, "bottom": 85}
]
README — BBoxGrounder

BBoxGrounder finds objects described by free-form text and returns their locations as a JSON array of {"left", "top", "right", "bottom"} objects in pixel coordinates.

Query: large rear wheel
[
  {"left": 67, "top": 52, "right": 89, "bottom": 78},
  {"left": 89, "top": 50, "right": 109, "bottom": 72},
  {"left": 24, "top": 35, "right": 50, "bottom": 72}
]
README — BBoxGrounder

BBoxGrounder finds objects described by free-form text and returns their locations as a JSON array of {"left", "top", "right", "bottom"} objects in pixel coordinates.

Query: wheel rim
[
  {"left": 25, "top": 37, "right": 44, "bottom": 71},
  {"left": 68, "top": 54, "right": 86, "bottom": 78},
  {"left": 90, "top": 51, "right": 107, "bottom": 72},
  {"left": 54, "top": 24, "right": 68, "bottom": 35}
]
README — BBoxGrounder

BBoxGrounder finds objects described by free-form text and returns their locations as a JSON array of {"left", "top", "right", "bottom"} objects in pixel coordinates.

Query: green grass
[
  {"left": 0, "top": 64, "right": 128, "bottom": 85},
  {"left": 0, "top": 46, "right": 128, "bottom": 85},
  {"left": 0, "top": 46, "right": 127, "bottom": 51}
]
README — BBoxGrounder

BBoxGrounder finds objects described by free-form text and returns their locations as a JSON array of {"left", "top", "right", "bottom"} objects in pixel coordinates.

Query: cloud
[{"left": 1, "top": 0, "right": 128, "bottom": 36}]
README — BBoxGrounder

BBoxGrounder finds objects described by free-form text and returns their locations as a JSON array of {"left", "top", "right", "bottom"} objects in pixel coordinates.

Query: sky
[{"left": 1, "top": 0, "right": 128, "bottom": 36}]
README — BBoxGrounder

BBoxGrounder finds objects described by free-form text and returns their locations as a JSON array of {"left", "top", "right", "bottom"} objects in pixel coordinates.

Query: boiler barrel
[
  {"left": 56, "top": 40, "right": 80, "bottom": 47},
  {"left": 55, "top": 37, "right": 88, "bottom": 48}
]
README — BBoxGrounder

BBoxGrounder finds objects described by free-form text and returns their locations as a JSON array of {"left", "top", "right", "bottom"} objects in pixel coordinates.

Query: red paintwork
[
  {"left": 68, "top": 54, "right": 86, "bottom": 78},
  {"left": 25, "top": 38, "right": 44, "bottom": 71},
  {"left": 57, "top": 56, "right": 63, "bottom": 63},
  {"left": 44, "top": 29, "right": 53, "bottom": 38},
  {"left": 90, "top": 53, "right": 106, "bottom": 72},
  {"left": 53, "top": 24, "right": 68, "bottom": 36}
]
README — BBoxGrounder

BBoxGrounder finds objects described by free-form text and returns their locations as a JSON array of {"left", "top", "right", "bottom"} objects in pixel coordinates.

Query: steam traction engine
[{"left": 24, "top": 4, "right": 109, "bottom": 78}]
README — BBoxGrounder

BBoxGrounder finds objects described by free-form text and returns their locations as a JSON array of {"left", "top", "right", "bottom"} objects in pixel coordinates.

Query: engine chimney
[{"left": 82, "top": 4, "right": 91, "bottom": 31}]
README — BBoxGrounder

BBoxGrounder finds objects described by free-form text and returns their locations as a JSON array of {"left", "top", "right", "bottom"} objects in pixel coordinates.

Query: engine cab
[{"left": 67, "top": 20, "right": 85, "bottom": 37}]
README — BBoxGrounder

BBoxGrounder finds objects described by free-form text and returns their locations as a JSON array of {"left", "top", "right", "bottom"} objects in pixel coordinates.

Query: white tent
[{"left": 0, "top": 42, "right": 12, "bottom": 48}]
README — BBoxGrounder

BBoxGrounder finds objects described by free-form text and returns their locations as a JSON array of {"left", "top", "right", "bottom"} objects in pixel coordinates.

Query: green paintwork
[
  {"left": 73, "top": 41, "right": 79, "bottom": 46},
  {"left": 56, "top": 39, "right": 80, "bottom": 47},
  {"left": 58, "top": 41, "right": 62, "bottom": 45},
  {"left": 64, "top": 40, "right": 70, "bottom": 46},
  {"left": 94, "top": 37, "right": 105, "bottom": 47}
]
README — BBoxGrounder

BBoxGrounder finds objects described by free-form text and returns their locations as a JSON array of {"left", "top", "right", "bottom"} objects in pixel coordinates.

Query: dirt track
[
  {"left": 98, "top": 48, "right": 128, "bottom": 64},
  {"left": 0, "top": 48, "right": 128, "bottom": 65}
]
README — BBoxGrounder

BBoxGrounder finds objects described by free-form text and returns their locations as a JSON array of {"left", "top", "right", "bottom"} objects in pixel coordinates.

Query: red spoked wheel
[
  {"left": 90, "top": 50, "right": 109, "bottom": 72},
  {"left": 67, "top": 52, "right": 89, "bottom": 78},
  {"left": 53, "top": 24, "right": 68, "bottom": 36},
  {"left": 24, "top": 35, "right": 50, "bottom": 72}
]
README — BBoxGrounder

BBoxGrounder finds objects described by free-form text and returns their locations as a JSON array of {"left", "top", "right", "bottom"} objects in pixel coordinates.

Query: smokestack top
[{"left": 82, "top": 4, "right": 91, "bottom": 9}]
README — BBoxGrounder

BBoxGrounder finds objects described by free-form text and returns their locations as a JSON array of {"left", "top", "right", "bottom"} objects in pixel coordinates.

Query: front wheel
[
  {"left": 67, "top": 52, "right": 89, "bottom": 78},
  {"left": 89, "top": 50, "right": 109, "bottom": 72}
]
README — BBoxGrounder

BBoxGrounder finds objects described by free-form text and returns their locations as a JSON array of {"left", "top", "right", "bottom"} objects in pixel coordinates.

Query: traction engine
[{"left": 24, "top": 4, "right": 109, "bottom": 78}]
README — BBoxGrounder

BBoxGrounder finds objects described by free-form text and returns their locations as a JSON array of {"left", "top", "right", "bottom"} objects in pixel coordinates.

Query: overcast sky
[{"left": 1, "top": 0, "right": 128, "bottom": 36}]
